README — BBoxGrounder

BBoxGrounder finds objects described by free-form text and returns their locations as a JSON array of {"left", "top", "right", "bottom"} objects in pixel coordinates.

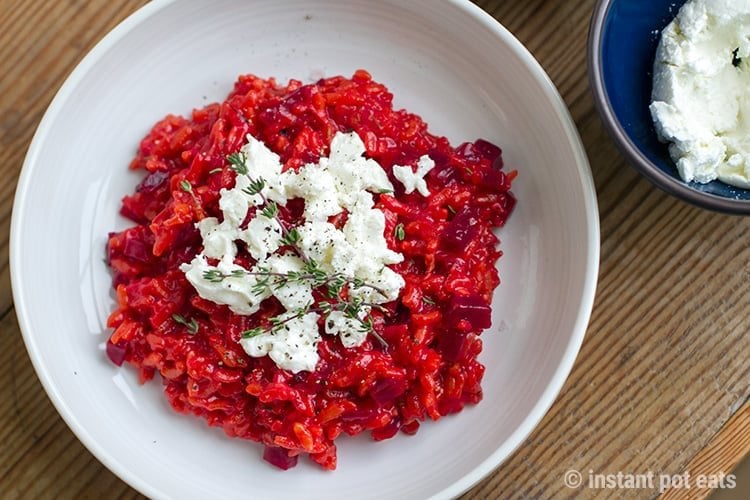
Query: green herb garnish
[
  {"left": 394, "top": 223, "right": 405, "bottom": 241},
  {"left": 172, "top": 314, "right": 198, "bottom": 334}
]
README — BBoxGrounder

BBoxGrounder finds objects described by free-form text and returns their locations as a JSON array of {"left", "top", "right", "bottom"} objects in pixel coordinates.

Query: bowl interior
[
  {"left": 599, "top": 0, "right": 750, "bottom": 201},
  {"left": 11, "top": 0, "right": 598, "bottom": 498}
]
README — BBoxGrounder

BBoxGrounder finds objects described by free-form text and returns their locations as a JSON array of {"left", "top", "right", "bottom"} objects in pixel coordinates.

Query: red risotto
[{"left": 105, "top": 70, "right": 516, "bottom": 470}]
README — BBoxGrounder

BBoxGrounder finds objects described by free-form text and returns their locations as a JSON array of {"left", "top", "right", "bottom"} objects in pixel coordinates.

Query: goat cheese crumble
[
  {"left": 393, "top": 155, "right": 435, "bottom": 196},
  {"left": 650, "top": 0, "right": 750, "bottom": 187},
  {"left": 180, "top": 131, "right": 410, "bottom": 373}
]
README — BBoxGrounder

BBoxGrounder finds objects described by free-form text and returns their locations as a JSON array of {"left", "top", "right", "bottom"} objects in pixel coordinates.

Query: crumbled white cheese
[
  {"left": 239, "top": 312, "right": 321, "bottom": 373},
  {"left": 181, "top": 255, "right": 271, "bottom": 315},
  {"left": 324, "top": 309, "right": 370, "bottom": 348},
  {"left": 218, "top": 176, "right": 254, "bottom": 225},
  {"left": 354, "top": 266, "right": 404, "bottom": 303},
  {"left": 264, "top": 254, "right": 314, "bottom": 311},
  {"left": 240, "top": 136, "right": 287, "bottom": 204},
  {"left": 241, "top": 215, "right": 282, "bottom": 261},
  {"left": 325, "top": 132, "right": 394, "bottom": 205},
  {"left": 196, "top": 217, "right": 237, "bottom": 261},
  {"left": 650, "top": 0, "right": 750, "bottom": 187},
  {"left": 180, "top": 131, "right": 416, "bottom": 373},
  {"left": 393, "top": 155, "right": 435, "bottom": 196},
  {"left": 283, "top": 166, "right": 341, "bottom": 221},
  {"left": 341, "top": 194, "right": 403, "bottom": 274}
]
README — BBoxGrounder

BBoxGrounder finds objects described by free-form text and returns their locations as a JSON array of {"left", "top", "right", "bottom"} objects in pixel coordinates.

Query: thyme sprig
[
  {"left": 201, "top": 261, "right": 388, "bottom": 300},
  {"left": 227, "top": 152, "right": 248, "bottom": 175},
  {"left": 172, "top": 314, "right": 199, "bottom": 334},
  {"left": 226, "top": 152, "right": 308, "bottom": 263},
  {"left": 241, "top": 297, "right": 388, "bottom": 348}
]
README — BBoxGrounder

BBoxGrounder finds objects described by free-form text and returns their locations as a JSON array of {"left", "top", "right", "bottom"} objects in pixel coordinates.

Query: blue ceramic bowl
[{"left": 588, "top": 0, "right": 750, "bottom": 214}]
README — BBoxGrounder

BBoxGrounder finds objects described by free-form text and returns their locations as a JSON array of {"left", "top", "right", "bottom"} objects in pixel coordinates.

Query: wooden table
[{"left": 1, "top": 0, "right": 748, "bottom": 498}]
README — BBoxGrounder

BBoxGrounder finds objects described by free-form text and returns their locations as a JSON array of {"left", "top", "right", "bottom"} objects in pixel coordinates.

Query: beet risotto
[{"left": 105, "top": 70, "right": 516, "bottom": 470}]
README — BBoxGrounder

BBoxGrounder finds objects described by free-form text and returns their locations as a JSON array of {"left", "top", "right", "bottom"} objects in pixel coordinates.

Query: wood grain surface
[{"left": 1, "top": 0, "right": 748, "bottom": 498}]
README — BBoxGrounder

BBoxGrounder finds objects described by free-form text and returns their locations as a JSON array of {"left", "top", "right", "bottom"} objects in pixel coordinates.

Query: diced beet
[
  {"left": 440, "top": 331, "right": 469, "bottom": 362},
  {"left": 106, "top": 341, "right": 128, "bottom": 366},
  {"left": 455, "top": 142, "right": 478, "bottom": 162},
  {"left": 427, "top": 150, "right": 457, "bottom": 185},
  {"left": 434, "top": 164, "right": 458, "bottom": 184},
  {"left": 473, "top": 139, "right": 502, "bottom": 162},
  {"left": 122, "top": 235, "right": 151, "bottom": 262},
  {"left": 428, "top": 149, "right": 449, "bottom": 168},
  {"left": 119, "top": 201, "right": 146, "bottom": 224},
  {"left": 456, "top": 140, "right": 505, "bottom": 172},
  {"left": 263, "top": 446, "right": 298, "bottom": 470},
  {"left": 442, "top": 207, "right": 479, "bottom": 249},
  {"left": 484, "top": 168, "right": 509, "bottom": 189},
  {"left": 370, "top": 378, "right": 407, "bottom": 406},
  {"left": 502, "top": 191, "right": 517, "bottom": 213},
  {"left": 447, "top": 294, "right": 492, "bottom": 330}
]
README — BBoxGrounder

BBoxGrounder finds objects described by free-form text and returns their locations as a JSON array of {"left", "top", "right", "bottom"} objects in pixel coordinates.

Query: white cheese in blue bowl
[{"left": 589, "top": 0, "right": 750, "bottom": 214}]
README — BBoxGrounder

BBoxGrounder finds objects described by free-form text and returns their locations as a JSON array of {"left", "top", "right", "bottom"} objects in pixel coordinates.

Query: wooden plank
[{"left": 661, "top": 401, "right": 750, "bottom": 500}]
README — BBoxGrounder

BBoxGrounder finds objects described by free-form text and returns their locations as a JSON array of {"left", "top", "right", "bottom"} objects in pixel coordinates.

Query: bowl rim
[
  {"left": 10, "top": 0, "right": 600, "bottom": 498},
  {"left": 587, "top": 0, "right": 750, "bottom": 215}
]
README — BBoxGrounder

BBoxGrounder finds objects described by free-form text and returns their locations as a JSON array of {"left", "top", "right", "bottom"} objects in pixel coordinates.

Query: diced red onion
[
  {"left": 137, "top": 170, "right": 169, "bottom": 193},
  {"left": 263, "top": 446, "right": 298, "bottom": 470}
]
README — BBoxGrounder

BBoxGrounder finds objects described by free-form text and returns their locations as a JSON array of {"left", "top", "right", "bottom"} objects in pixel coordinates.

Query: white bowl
[{"left": 10, "top": 0, "right": 599, "bottom": 498}]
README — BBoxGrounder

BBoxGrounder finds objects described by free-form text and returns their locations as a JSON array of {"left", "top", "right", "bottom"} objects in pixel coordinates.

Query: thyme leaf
[
  {"left": 394, "top": 223, "right": 405, "bottom": 241},
  {"left": 172, "top": 313, "right": 199, "bottom": 334},
  {"left": 227, "top": 152, "right": 248, "bottom": 175},
  {"left": 242, "top": 178, "right": 266, "bottom": 196}
]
